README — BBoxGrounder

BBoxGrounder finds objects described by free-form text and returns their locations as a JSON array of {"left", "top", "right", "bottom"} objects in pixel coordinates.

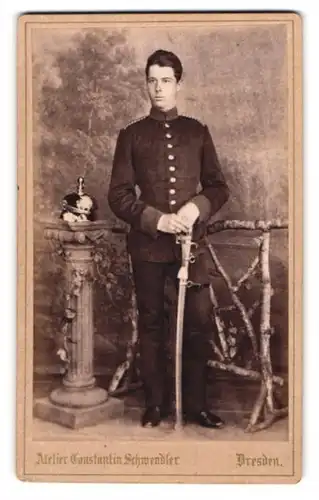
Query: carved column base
[
  {"left": 49, "top": 386, "right": 108, "bottom": 408},
  {"left": 34, "top": 396, "right": 124, "bottom": 430}
]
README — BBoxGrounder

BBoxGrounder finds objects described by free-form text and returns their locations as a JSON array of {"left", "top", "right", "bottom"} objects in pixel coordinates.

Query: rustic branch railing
[
  {"left": 108, "top": 219, "right": 289, "bottom": 433},
  {"left": 205, "top": 219, "right": 288, "bottom": 432}
]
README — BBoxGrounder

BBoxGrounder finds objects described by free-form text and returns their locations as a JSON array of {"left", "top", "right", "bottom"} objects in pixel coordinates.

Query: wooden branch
[
  {"left": 245, "top": 383, "right": 267, "bottom": 432},
  {"left": 207, "top": 219, "right": 288, "bottom": 234},
  {"left": 119, "top": 256, "right": 139, "bottom": 388},
  {"left": 110, "top": 381, "right": 142, "bottom": 396},
  {"left": 246, "top": 407, "right": 288, "bottom": 433},
  {"left": 247, "top": 299, "right": 261, "bottom": 318},
  {"left": 247, "top": 413, "right": 275, "bottom": 433},
  {"left": 263, "top": 400, "right": 269, "bottom": 421},
  {"left": 128, "top": 255, "right": 139, "bottom": 346},
  {"left": 108, "top": 360, "right": 130, "bottom": 394},
  {"left": 207, "top": 360, "right": 284, "bottom": 386},
  {"left": 259, "top": 231, "right": 275, "bottom": 413},
  {"left": 216, "top": 305, "right": 237, "bottom": 314},
  {"left": 108, "top": 255, "right": 139, "bottom": 395},
  {"left": 205, "top": 238, "right": 259, "bottom": 359},
  {"left": 273, "top": 407, "right": 289, "bottom": 418},
  {"left": 233, "top": 255, "right": 260, "bottom": 293},
  {"left": 209, "top": 340, "right": 225, "bottom": 362}
]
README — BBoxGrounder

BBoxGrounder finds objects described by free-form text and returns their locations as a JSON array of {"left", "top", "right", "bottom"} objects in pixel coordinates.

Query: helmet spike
[{"left": 77, "top": 177, "right": 85, "bottom": 197}]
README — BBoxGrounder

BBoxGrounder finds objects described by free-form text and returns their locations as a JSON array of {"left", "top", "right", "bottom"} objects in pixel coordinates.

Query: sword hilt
[{"left": 176, "top": 230, "right": 196, "bottom": 282}]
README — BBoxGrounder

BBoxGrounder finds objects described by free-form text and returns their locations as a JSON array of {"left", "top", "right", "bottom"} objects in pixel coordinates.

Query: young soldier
[{"left": 108, "top": 49, "right": 229, "bottom": 428}]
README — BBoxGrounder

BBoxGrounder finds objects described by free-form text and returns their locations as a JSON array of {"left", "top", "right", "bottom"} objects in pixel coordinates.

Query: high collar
[{"left": 149, "top": 106, "right": 178, "bottom": 122}]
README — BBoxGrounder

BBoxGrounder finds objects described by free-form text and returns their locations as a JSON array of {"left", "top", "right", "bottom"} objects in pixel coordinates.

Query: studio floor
[{"left": 33, "top": 374, "right": 289, "bottom": 442}]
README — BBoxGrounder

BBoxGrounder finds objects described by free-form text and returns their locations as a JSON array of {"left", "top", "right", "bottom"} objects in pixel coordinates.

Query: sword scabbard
[{"left": 174, "top": 229, "right": 194, "bottom": 429}]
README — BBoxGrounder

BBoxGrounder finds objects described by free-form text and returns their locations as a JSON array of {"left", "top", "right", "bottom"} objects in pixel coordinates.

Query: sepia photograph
[{"left": 17, "top": 12, "right": 302, "bottom": 483}]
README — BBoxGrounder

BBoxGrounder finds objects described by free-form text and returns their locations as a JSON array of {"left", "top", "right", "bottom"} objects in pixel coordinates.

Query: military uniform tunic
[
  {"left": 108, "top": 106, "right": 229, "bottom": 264},
  {"left": 108, "top": 106, "right": 229, "bottom": 412}
]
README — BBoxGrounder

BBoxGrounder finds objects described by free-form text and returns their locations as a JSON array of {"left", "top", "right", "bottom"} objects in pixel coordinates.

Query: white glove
[
  {"left": 157, "top": 213, "right": 190, "bottom": 234},
  {"left": 177, "top": 202, "right": 200, "bottom": 229}
]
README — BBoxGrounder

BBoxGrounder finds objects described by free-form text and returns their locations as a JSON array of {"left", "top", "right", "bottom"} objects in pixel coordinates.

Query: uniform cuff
[
  {"left": 190, "top": 194, "right": 212, "bottom": 222},
  {"left": 139, "top": 206, "right": 164, "bottom": 238}
]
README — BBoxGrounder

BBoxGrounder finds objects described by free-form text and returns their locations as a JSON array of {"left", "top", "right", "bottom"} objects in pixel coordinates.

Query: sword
[{"left": 175, "top": 229, "right": 196, "bottom": 430}]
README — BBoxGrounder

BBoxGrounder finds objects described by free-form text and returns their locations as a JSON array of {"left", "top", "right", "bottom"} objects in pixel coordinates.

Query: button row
[{"left": 164, "top": 123, "right": 177, "bottom": 207}]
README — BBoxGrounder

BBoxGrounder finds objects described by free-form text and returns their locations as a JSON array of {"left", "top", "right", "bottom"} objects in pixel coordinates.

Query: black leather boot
[
  {"left": 141, "top": 406, "right": 162, "bottom": 427},
  {"left": 186, "top": 410, "right": 225, "bottom": 429}
]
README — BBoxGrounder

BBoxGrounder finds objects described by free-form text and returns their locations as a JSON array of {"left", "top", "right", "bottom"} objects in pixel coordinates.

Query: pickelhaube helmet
[{"left": 60, "top": 177, "right": 98, "bottom": 222}]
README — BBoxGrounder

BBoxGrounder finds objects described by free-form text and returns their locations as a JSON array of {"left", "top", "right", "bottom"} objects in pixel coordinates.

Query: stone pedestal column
[{"left": 34, "top": 221, "right": 124, "bottom": 429}]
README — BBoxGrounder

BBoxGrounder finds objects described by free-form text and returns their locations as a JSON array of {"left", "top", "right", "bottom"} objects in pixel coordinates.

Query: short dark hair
[{"left": 145, "top": 50, "right": 183, "bottom": 82}]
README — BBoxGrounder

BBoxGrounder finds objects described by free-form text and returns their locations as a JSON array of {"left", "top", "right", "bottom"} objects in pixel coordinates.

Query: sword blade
[{"left": 175, "top": 279, "right": 187, "bottom": 430}]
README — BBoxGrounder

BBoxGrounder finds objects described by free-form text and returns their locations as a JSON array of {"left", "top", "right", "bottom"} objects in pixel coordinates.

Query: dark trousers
[{"left": 132, "top": 259, "right": 215, "bottom": 414}]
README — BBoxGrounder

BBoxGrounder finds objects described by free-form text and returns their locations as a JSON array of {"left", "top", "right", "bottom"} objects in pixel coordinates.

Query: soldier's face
[{"left": 147, "top": 65, "right": 180, "bottom": 111}]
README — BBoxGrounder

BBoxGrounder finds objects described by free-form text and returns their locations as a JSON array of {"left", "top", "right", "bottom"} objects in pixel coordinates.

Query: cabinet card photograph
[{"left": 17, "top": 12, "right": 302, "bottom": 483}]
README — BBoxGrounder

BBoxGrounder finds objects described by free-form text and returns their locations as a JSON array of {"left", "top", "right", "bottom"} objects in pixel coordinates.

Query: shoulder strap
[{"left": 123, "top": 115, "right": 147, "bottom": 129}]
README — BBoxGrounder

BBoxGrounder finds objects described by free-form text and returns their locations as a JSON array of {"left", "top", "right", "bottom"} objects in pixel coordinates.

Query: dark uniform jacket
[{"left": 108, "top": 106, "right": 229, "bottom": 266}]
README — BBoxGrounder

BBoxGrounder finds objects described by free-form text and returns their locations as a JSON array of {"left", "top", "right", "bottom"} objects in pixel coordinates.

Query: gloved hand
[
  {"left": 177, "top": 202, "right": 200, "bottom": 229},
  {"left": 157, "top": 213, "right": 190, "bottom": 234}
]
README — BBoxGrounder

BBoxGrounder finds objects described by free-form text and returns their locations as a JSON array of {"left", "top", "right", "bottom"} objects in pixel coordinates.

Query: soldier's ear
[{"left": 176, "top": 80, "right": 182, "bottom": 92}]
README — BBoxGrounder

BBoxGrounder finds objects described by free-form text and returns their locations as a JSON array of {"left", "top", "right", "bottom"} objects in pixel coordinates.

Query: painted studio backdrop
[{"left": 32, "top": 25, "right": 288, "bottom": 383}]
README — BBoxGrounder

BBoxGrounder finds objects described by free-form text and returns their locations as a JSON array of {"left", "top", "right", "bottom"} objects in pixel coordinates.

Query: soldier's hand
[
  {"left": 177, "top": 202, "right": 200, "bottom": 229},
  {"left": 157, "top": 213, "right": 190, "bottom": 234}
]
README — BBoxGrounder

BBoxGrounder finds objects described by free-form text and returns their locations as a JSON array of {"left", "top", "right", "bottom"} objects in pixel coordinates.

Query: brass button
[
  {"left": 167, "top": 144, "right": 173, "bottom": 149},
  {"left": 169, "top": 166, "right": 176, "bottom": 171},
  {"left": 169, "top": 189, "right": 176, "bottom": 194},
  {"left": 168, "top": 154, "right": 175, "bottom": 160},
  {"left": 170, "top": 200, "right": 176, "bottom": 205},
  {"left": 164, "top": 123, "right": 170, "bottom": 128},
  {"left": 166, "top": 133, "right": 172, "bottom": 139},
  {"left": 170, "top": 177, "right": 176, "bottom": 183}
]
